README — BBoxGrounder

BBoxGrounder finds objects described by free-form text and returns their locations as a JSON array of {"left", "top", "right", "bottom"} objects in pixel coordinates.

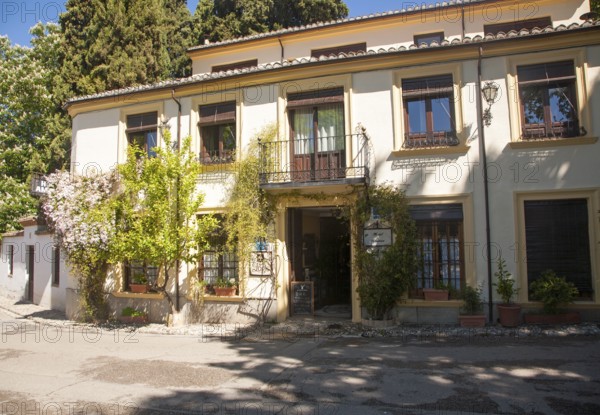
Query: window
[
  {"left": 7, "top": 245, "right": 14, "bottom": 276},
  {"left": 212, "top": 59, "right": 258, "bottom": 73},
  {"left": 524, "top": 199, "right": 592, "bottom": 299},
  {"left": 124, "top": 261, "right": 158, "bottom": 291},
  {"left": 517, "top": 61, "right": 580, "bottom": 139},
  {"left": 311, "top": 42, "right": 366, "bottom": 58},
  {"left": 402, "top": 75, "right": 457, "bottom": 148},
  {"left": 414, "top": 32, "right": 444, "bottom": 46},
  {"left": 288, "top": 88, "right": 346, "bottom": 181},
  {"left": 51, "top": 246, "right": 60, "bottom": 286},
  {"left": 199, "top": 102, "right": 236, "bottom": 164},
  {"left": 410, "top": 204, "right": 464, "bottom": 297},
  {"left": 199, "top": 215, "right": 238, "bottom": 293},
  {"left": 484, "top": 17, "right": 552, "bottom": 35},
  {"left": 126, "top": 112, "right": 158, "bottom": 157}
]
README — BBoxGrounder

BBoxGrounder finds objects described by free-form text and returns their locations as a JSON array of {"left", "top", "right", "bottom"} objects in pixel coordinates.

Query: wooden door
[{"left": 26, "top": 245, "right": 34, "bottom": 302}]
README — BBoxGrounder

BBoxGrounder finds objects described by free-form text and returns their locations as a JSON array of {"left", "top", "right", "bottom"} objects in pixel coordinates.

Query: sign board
[
  {"left": 249, "top": 251, "right": 272, "bottom": 276},
  {"left": 363, "top": 228, "right": 393, "bottom": 247},
  {"left": 291, "top": 281, "right": 314, "bottom": 315}
]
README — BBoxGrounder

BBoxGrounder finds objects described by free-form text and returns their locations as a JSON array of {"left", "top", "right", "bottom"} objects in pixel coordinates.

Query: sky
[{"left": 0, "top": 0, "right": 439, "bottom": 47}]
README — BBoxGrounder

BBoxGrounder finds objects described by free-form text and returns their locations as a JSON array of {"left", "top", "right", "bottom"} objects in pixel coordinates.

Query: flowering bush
[{"left": 43, "top": 170, "right": 117, "bottom": 320}]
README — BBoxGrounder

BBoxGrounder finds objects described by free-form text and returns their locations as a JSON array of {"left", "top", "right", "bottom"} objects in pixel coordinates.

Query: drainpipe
[
  {"left": 171, "top": 90, "right": 182, "bottom": 312},
  {"left": 278, "top": 36, "right": 284, "bottom": 63},
  {"left": 477, "top": 47, "right": 494, "bottom": 323},
  {"left": 461, "top": 6, "right": 466, "bottom": 41}
]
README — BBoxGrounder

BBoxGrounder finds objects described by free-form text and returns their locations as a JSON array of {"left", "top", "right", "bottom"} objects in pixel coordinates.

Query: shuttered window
[
  {"left": 311, "top": 42, "right": 366, "bottom": 58},
  {"left": 484, "top": 17, "right": 552, "bottom": 34},
  {"left": 51, "top": 246, "right": 60, "bottom": 286},
  {"left": 517, "top": 60, "right": 579, "bottom": 139},
  {"left": 199, "top": 102, "right": 236, "bottom": 164},
  {"left": 126, "top": 112, "right": 158, "bottom": 157},
  {"left": 212, "top": 59, "right": 258, "bottom": 73},
  {"left": 524, "top": 199, "right": 592, "bottom": 299},
  {"left": 410, "top": 204, "right": 464, "bottom": 297},
  {"left": 198, "top": 215, "right": 238, "bottom": 292},
  {"left": 402, "top": 75, "right": 457, "bottom": 148}
]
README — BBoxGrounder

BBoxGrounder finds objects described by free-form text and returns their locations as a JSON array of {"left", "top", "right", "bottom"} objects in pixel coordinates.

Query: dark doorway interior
[
  {"left": 26, "top": 245, "right": 34, "bottom": 302},
  {"left": 287, "top": 208, "right": 351, "bottom": 316}
]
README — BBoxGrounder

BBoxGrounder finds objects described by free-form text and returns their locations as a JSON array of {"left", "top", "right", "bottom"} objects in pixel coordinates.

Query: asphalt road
[{"left": 1, "top": 309, "right": 600, "bottom": 414}]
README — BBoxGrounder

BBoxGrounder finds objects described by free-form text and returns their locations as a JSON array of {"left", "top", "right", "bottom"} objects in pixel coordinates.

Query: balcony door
[{"left": 288, "top": 88, "right": 346, "bottom": 181}]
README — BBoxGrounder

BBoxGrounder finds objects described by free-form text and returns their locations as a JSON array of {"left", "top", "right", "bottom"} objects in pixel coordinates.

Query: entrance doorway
[{"left": 287, "top": 208, "right": 351, "bottom": 318}]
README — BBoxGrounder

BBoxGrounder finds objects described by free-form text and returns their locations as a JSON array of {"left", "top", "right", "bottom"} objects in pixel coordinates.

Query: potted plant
[
  {"left": 423, "top": 280, "right": 450, "bottom": 301},
  {"left": 459, "top": 285, "right": 486, "bottom": 327},
  {"left": 493, "top": 257, "right": 521, "bottom": 327},
  {"left": 129, "top": 273, "right": 148, "bottom": 294},
  {"left": 214, "top": 277, "right": 238, "bottom": 297},
  {"left": 119, "top": 307, "right": 148, "bottom": 324},
  {"left": 525, "top": 270, "right": 580, "bottom": 324}
]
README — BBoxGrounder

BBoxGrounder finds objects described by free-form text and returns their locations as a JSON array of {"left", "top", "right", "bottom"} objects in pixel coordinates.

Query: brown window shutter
[
  {"left": 402, "top": 74, "right": 454, "bottom": 98},
  {"left": 199, "top": 102, "right": 236, "bottom": 125},
  {"left": 287, "top": 88, "right": 344, "bottom": 109}
]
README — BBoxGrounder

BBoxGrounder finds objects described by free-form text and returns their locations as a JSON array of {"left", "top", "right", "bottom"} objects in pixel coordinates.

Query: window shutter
[
  {"left": 199, "top": 102, "right": 236, "bottom": 125},
  {"left": 517, "top": 61, "right": 575, "bottom": 85},
  {"left": 409, "top": 204, "right": 463, "bottom": 221},
  {"left": 484, "top": 16, "right": 552, "bottom": 35},
  {"left": 524, "top": 199, "right": 592, "bottom": 297},
  {"left": 287, "top": 88, "right": 344, "bottom": 109},
  {"left": 402, "top": 75, "right": 454, "bottom": 98},
  {"left": 126, "top": 112, "right": 157, "bottom": 130},
  {"left": 212, "top": 59, "right": 258, "bottom": 73},
  {"left": 311, "top": 42, "right": 366, "bottom": 58}
]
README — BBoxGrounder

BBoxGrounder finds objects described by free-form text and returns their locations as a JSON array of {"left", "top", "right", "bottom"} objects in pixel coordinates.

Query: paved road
[{"left": 1, "top": 309, "right": 600, "bottom": 414}]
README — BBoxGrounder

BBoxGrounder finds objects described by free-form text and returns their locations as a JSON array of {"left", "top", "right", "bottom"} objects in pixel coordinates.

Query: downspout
[
  {"left": 477, "top": 47, "right": 494, "bottom": 323},
  {"left": 461, "top": 6, "right": 466, "bottom": 41},
  {"left": 278, "top": 36, "right": 284, "bottom": 63},
  {"left": 171, "top": 90, "right": 182, "bottom": 312}
]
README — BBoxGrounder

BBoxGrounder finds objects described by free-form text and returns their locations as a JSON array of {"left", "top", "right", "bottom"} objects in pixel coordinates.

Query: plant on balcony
[
  {"left": 354, "top": 184, "right": 418, "bottom": 321},
  {"left": 493, "top": 256, "right": 521, "bottom": 327},
  {"left": 129, "top": 273, "right": 149, "bottom": 293}
]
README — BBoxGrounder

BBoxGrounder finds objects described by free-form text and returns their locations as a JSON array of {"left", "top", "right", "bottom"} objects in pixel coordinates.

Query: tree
[
  {"left": 194, "top": 0, "right": 349, "bottom": 43},
  {"left": 59, "top": 0, "right": 194, "bottom": 97},
  {"left": 592, "top": 0, "right": 600, "bottom": 15},
  {"left": 0, "top": 25, "right": 69, "bottom": 234},
  {"left": 113, "top": 133, "right": 215, "bottom": 311}
]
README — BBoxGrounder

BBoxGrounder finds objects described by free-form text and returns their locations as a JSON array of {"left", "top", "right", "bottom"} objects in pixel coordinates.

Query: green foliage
[
  {"left": 60, "top": 0, "right": 193, "bottom": 97},
  {"left": 121, "top": 307, "right": 146, "bottom": 317},
  {"left": 354, "top": 184, "right": 418, "bottom": 320},
  {"left": 493, "top": 256, "right": 518, "bottom": 304},
  {"left": 215, "top": 277, "right": 237, "bottom": 288},
  {"left": 591, "top": 0, "right": 600, "bottom": 14},
  {"left": 194, "top": 0, "right": 349, "bottom": 43},
  {"left": 114, "top": 132, "right": 215, "bottom": 307},
  {"left": 223, "top": 124, "right": 278, "bottom": 269},
  {"left": 460, "top": 285, "right": 484, "bottom": 315},
  {"left": 0, "top": 177, "right": 37, "bottom": 234},
  {"left": 530, "top": 270, "right": 579, "bottom": 314}
]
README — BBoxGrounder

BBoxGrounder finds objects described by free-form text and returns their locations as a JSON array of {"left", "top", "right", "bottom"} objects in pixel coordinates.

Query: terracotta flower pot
[
  {"left": 459, "top": 314, "right": 486, "bottom": 327},
  {"left": 129, "top": 283, "right": 148, "bottom": 294},
  {"left": 423, "top": 288, "right": 449, "bottom": 301},
  {"left": 497, "top": 304, "right": 522, "bottom": 327},
  {"left": 214, "top": 287, "right": 237, "bottom": 297},
  {"left": 119, "top": 315, "right": 148, "bottom": 324}
]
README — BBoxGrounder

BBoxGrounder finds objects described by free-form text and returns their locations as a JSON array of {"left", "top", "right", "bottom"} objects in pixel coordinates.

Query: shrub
[
  {"left": 530, "top": 270, "right": 578, "bottom": 314},
  {"left": 494, "top": 257, "right": 518, "bottom": 304},
  {"left": 461, "top": 285, "right": 483, "bottom": 315}
]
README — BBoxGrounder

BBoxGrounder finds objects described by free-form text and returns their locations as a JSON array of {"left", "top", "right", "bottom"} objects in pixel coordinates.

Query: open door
[{"left": 26, "top": 245, "right": 34, "bottom": 302}]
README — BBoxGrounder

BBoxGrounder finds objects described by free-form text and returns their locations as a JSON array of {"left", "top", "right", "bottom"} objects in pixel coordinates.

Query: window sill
[
  {"left": 401, "top": 299, "right": 463, "bottom": 307},
  {"left": 392, "top": 145, "right": 470, "bottom": 158},
  {"left": 509, "top": 136, "right": 598, "bottom": 149},
  {"left": 112, "top": 291, "right": 165, "bottom": 300}
]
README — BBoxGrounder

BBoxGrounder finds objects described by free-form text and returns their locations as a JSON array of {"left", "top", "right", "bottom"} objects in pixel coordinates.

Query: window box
[
  {"left": 214, "top": 287, "right": 237, "bottom": 297},
  {"left": 422, "top": 288, "right": 449, "bottom": 301},
  {"left": 459, "top": 315, "right": 486, "bottom": 328},
  {"left": 129, "top": 283, "right": 149, "bottom": 294}
]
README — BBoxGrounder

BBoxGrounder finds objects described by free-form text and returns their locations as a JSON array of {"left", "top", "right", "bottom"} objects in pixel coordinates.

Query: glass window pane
[
  {"left": 521, "top": 86, "right": 545, "bottom": 124},
  {"left": 407, "top": 99, "right": 427, "bottom": 133},
  {"left": 317, "top": 104, "right": 345, "bottom": 151},
  {"left": 146, "top": 131, "right": 157, "bottom": 158},
  {"left": 432, "top": 97, "right": 452, "bottom": 132},
  {"left": 549, "top": 86, "right": 575, "bottom": 123},
  {"left": 292, "top": 109, "right": 314, "bottom": 155}
]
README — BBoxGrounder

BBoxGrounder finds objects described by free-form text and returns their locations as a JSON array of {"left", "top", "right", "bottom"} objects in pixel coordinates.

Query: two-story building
[{"left": 3, "top": 0, "right": 599, "bottom": 325}]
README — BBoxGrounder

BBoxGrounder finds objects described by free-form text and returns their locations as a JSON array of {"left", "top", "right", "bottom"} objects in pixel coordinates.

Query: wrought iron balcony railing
[
  {"left": 402, "top": 131, "right": 459, "bottom": 149},
  {"left": 259, "top": 130, "right": 370, "bottom": 186}
]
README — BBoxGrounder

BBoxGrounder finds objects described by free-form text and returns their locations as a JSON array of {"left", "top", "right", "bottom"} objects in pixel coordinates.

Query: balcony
[{"left": 259, "top": 130, "right": 369, "bottom": 188}]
